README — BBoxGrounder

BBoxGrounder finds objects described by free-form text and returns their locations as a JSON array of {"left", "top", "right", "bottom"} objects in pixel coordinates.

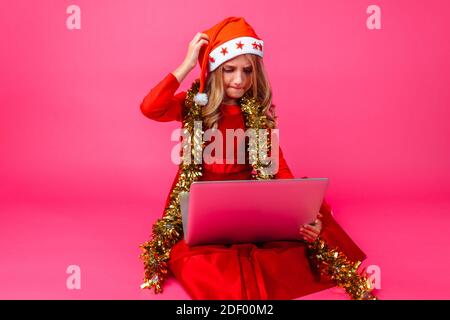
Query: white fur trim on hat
[
  {"left": 208, "top": 36, "right": 264, "bottom": 72},
  {"left": 194, "top": 92, "right": 208, "bottom": 106}
]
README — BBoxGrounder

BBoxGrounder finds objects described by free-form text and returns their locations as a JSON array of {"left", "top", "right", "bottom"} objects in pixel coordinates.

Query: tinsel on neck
[{"left": 139, "top": 79, "right": 376, "bottom": 300}]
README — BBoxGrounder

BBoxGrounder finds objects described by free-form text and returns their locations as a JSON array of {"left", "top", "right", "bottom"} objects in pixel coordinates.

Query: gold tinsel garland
[
  {"left": 307, "top": 238, "right": 377, "bottom": 300},
  {"left": 138, "top": 80, "right": 272, "bottom": 292},
  {"left": 139, "top": 79, "right": 377, "bottom": 300}
]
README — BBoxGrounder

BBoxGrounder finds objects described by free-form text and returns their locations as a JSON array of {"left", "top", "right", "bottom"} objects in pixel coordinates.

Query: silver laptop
[{"left": 179, "top": 178, "right": 328, "bottom": 246}]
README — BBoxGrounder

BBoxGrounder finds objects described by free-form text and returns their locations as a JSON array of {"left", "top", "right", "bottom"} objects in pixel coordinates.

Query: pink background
[{"left": 1, "top": 0, "right": 449, "bottom": 299}]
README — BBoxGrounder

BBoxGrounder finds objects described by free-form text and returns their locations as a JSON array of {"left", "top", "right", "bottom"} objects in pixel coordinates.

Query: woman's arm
[
  {"left": 140, "top": 33, "right": 210, "bottom": 123},
  {"left": 140, "top": 72, "right": 187, "bottom": 122}
]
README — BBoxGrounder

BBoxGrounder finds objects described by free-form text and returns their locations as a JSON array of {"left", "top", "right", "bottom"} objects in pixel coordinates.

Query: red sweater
[{"left": 140, "top": 73, "right": 294, "bottom": 180}]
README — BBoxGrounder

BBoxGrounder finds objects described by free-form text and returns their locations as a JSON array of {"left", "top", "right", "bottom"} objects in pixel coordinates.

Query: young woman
[{"left": 139, "top": 17, "right": 368, "bottom": 300}]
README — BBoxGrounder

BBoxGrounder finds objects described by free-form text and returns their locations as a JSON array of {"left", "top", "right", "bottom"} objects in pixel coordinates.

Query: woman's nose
[{"left": 233, "top": 72, "right": 244, "bottom": 85}]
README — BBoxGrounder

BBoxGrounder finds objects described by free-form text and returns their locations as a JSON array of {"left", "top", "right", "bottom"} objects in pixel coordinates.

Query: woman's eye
[{"left": 223, "top": 69, "right": 252, "bottom": 73}]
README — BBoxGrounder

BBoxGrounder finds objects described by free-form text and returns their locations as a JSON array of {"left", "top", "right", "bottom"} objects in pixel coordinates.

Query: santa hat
[{"left": 194, "top": 16, "right": 264, "bottom": 106}]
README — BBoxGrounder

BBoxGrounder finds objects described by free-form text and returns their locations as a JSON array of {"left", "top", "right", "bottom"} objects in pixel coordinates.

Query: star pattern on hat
[
  {"left": 236, "top": 41, "right": 244, "bottom": 50},
  {"left": 208, "top": 37, "right": 264, "bottom": 72},
  {"left": 252, "top": 42, "right": 263, "bottom": 51}
]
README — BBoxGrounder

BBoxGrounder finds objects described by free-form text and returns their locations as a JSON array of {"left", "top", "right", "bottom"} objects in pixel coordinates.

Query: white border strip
[{"left": 208, "top": 36, "right": 264, "bottom": 72}]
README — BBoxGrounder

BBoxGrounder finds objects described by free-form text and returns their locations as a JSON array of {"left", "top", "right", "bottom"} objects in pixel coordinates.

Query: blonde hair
[{"left": 200, "top": 54, "right": 278, "bottom": 130}]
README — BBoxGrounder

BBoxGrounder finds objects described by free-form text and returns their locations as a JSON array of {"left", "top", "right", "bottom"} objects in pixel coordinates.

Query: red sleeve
[
  {"left": 275, "top": 146, "right": 295, "bottom": 179},
  {"left": 140, "top": 73, "right": 187, "bottom": 122}
]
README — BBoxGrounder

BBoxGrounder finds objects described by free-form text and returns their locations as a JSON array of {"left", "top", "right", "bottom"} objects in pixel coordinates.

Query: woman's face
[{"left": 221, "top": 55, "right": 253, "bottom": 105}]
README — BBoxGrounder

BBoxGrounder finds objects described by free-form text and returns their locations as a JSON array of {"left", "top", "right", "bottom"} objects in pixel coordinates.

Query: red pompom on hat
[{"left": 194, "top": 16, "right": 264, "bottom": 106}]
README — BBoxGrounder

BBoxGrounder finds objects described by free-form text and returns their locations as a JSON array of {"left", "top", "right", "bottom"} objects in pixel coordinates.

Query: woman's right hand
[
  {"left": 172, "top": 33, "right": 209, "bottom": 84},
  {"left": 182, "top": 32, "right": 210, "bottom": 70}
]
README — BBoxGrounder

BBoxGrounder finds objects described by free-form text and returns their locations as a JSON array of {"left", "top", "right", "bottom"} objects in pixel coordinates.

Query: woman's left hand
[{"left": 299, "top": 213, "right": 323, "bottom": 242}]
